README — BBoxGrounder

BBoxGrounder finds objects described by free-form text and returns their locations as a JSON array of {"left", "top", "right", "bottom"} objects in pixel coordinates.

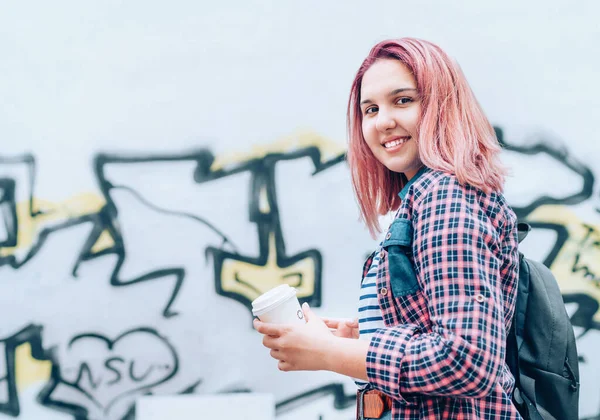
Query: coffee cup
[{"left": 251, "top": 284, "right": 306, "bottom": 324}]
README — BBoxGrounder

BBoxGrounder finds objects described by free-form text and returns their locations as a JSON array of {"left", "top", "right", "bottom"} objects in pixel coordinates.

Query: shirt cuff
[{"left": 366, "top": 325, "right": 420, "bottom": 407}]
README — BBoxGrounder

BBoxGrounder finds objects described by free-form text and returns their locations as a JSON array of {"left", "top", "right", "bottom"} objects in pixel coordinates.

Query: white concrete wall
[{"left": 0, "top": 1, "right": 598, "bottom": 419}]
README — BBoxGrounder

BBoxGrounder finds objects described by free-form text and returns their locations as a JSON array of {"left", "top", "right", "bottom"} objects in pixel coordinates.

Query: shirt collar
[{"left": 398, "top": 166, "right": 429, "bottom": 200}]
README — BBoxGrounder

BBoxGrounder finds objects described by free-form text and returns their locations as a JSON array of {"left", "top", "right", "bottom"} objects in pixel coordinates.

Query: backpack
[{"left": 505, "top": 222, "right": 580, "bottom": 420}]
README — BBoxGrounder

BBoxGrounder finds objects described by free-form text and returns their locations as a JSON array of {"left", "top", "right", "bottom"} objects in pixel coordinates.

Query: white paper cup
[{"left": 251, "top": 284, "right": 306, "bottom": 324}]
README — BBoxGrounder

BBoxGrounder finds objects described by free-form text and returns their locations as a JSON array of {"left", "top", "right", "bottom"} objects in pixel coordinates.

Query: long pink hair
[{"left": 347, "top": 38, "right": 506, "bottom": 237}]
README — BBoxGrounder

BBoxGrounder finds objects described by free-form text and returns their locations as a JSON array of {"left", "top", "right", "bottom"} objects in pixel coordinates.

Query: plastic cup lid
[{"left": 251, "top": 284, "right": 297, "bottom": 316}]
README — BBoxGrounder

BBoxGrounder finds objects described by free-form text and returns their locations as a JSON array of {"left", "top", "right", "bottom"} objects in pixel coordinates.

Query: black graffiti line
[
  {"left": 233, "top": 271, "right": 261, "bottom": 295},
  {"left": 0, "top": 324, "right": 51, "bottom": 417},
  {"left": 91, "top": 151, "right": 245, "bottom": 319},
  {"left": 110, "top": 184, "right": 237, "bottom": 253},
  {"left": 207, "top": 146, "right": 343, "bottom": 313},
  {"left": 193, "top": 146, "right": 343, "bottom": 267},
  {"left": 96, "top": 211, "right": 184, "bottom": 320},
  {"left": 494, "top": 126, "right": 595, "bottom": 220},
  {"left": 570, "top": 223, "right": 600, "bottom": 282},
  {"left": 275, "top": 382, "right": 356, "bottom": 415},
  {"left": 0, "top": 178, "right": 18, "bottom": 247},
  {"left": 71, "top": 362, "right": 102, "bottom": 390},
  {"left": 0, "top": 154, "right": 53, "bottom": 253},
  {"left": 0, "top": 213, "right": 103, "bottom": 270},
  {"left": 67, "top": 205, "right": 185, "bottom": 318},
  {"left": 572, "top": 256, "right": 599, "bottom": 282},
  {"left": 563, "top": 293, "right": 600, "bottom": 336},
  {"left": 524, "top": 222, "right": 570, "bottom": 268},
  {"left": 71, "top": 210, "right": 110, "bottom": 275},
  {"left": 182, "top": 147, "right": 344, "bottom": 184},
  {"left": 128, "top": 361, "right": 154, "bottom": 383},
  {"left": 113, "top": 259, "right": 185, "bottom": 318},
  {"left": 105, "top": 357, "right": 124, "bottom": 385},
  {"left": 40, "top": 376, "right": 100, "bottom": 419},
  {"left": 178, "top": 379, "right": 203, "bottom": 394},
  {"left": 0, "top": 154, "right": 43, "bottom": 217}
]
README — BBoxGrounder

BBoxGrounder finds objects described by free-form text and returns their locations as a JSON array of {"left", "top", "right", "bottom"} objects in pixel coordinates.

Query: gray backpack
[{"left": 506, "top": 223, "right": 580, "bottom": 420}]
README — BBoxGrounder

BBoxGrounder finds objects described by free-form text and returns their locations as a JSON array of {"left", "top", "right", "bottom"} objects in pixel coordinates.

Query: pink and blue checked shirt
[{"left": 363, "top": 167, "right": 522, "bottom": 419}]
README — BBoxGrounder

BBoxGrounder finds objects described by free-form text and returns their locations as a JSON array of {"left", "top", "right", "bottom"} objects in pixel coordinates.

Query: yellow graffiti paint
[
  {"left": 15, "top": 342, "right": 51, "bottom": 391},
  {"left": 0, "top": 193, "right": 114, "bottom": 256},
  {"left": 220, "top": 233, "right": 316, "bottom": 302},
  {"left": 210, "top": 130, "right": 345, "bottom": 171},
  {"left": 527, "top": 205, "right": 600, "bottom": 321},
  {"left": 91, "top": 229, "right": 116, "bottom": 254}
]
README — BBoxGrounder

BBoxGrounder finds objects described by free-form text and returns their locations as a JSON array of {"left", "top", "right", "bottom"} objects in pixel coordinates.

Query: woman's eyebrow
[{"left": 388, "top": 87, "right": 417, "bottom": 96}]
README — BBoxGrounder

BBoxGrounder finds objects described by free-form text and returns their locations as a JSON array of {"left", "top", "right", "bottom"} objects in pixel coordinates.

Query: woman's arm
[
  {"left": 253, "top": 304, "right": 370, "bottom": 380},
  {"left": 365, "top": 178, "right": 515, "bottom": 402}
]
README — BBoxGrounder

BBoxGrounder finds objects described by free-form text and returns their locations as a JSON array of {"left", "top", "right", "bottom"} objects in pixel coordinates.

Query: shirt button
[
  {"left": 379, "top": 250, "right": 385, "bottom": 259},
  {"left": 385, "top": 232, "right": 391, "bottom": 240},
  {"left": 380, "top": 287, "right": 388, "bottom": 296},
  {"left": 474, "top": 294, "right": 486, "bottom": 303}
]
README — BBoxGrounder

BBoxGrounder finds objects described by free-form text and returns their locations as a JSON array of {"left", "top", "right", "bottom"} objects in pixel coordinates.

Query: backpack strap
[
  {"left": 508, "top": 316, "right": 543, "bottom": 420},
  {"left": 514, "top": 222, "right": 531, "bottom": 350},
  {"left": 515, "top": 253, "right": 530, "bottom": 349},
  {"left": 508, "top": 257, "right": 545, "bottom": 420}
]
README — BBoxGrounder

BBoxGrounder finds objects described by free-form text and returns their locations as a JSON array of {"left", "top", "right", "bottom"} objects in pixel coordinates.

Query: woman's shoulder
[
  {"left": 405, "top": 168, "right": 461, "bottom": 206},
  {"left": 407, "top": 168, "right": 514, "bottom": 223},
  {"left": 414, "top": 168, "right": 508, "bottom": 201}
]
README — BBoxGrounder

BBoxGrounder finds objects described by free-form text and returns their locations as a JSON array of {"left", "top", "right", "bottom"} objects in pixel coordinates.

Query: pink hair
[{"left": 347, "top": 38, "right": 507, "bottom": 237}]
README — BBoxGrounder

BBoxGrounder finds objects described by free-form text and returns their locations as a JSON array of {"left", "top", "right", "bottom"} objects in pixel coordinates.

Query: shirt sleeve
[{"left": 366, "top": 178, "right": 511, "bottom": 402}]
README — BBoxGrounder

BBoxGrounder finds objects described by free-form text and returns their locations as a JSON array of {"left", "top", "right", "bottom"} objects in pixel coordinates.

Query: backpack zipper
[{"left": 564, "top": 357, "right": 579, "bottom": 391}]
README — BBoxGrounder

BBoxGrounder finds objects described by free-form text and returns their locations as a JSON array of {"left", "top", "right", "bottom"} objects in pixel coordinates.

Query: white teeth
[{"left": 383, "top": 137, "right": 409, "bottom": 148}]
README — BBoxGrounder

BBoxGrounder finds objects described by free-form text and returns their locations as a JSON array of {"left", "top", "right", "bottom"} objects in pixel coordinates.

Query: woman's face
[{"left": 360, "top": 59, "right": 422, "bottom": 179}]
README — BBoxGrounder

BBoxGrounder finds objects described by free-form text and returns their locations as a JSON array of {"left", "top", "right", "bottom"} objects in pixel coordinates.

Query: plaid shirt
[{"left": 364, "top": 168, "right": 521, "bottom": 419}]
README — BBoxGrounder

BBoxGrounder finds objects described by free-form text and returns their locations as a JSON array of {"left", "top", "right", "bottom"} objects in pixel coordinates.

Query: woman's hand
[
  {"left": 253, "top": 302, "right": 337, "bottom": 372},
  {"left": 322, "top": 317, "right": 359, "bottom": 339}
]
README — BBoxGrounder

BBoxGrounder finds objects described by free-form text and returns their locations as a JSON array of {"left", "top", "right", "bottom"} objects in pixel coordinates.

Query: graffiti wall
[{"left": 1, "top": 2, "right": 598, "bottom": 419}]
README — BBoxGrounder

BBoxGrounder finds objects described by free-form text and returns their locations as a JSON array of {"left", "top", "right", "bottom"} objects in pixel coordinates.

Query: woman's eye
[
  {"left": 364, "top": 106, "right": 378, "bottom": 115},
  {"left": 396, "top": 97, "right": 413, "bottom": 105}
]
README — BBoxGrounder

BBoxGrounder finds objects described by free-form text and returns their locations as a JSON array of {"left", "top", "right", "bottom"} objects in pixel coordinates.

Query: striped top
[{"left": 356, "top": 247, "right": 385, "bottom": 388}]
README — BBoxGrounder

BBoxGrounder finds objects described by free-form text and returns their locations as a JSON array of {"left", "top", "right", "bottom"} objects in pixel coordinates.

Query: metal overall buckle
[{"left": 356, "top": 387, "right": 369, "bottom": 420}]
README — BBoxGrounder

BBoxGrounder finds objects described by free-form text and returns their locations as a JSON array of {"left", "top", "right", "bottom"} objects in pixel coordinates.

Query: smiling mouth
[{"left": 383, "top": 137, "right": 411, "bottom": 149}]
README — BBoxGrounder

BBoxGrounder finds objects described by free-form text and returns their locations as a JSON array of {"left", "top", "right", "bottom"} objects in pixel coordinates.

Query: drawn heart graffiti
[{"left": 46, "top": 327, "right": 179, "bottom": 417}]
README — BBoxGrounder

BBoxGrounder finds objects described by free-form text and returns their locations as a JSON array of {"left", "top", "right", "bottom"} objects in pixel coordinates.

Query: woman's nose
[{"left": 376, "top": 111, "right": 396, "bottom": 132}]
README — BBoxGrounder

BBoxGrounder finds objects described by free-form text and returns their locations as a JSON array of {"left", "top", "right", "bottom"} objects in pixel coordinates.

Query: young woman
[{"left": 254, "top": 38, "right": 521, "bottom": 419}]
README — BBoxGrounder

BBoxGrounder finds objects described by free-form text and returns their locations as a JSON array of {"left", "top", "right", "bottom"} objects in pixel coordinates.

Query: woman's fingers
[
  {"left": 345, "top": 318, "right": 359, "bottom": 328},
  {"left": 278, "top": 360, "right": 293, "bottom": 372},
  {"left": 254, "top": 319, "right": 287, "bottom": 337},
  {"left": 269, "top": 349, "right": 283, "bottom": 360},
  {"left": 322, "top": 317, "right": 340, "bottom": 329},
  {"left": 262, "top": 334, "right": 279, "bottom": 349},
  {"left": 323, "top": 317, "right": 357, "bottom": 328}
]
